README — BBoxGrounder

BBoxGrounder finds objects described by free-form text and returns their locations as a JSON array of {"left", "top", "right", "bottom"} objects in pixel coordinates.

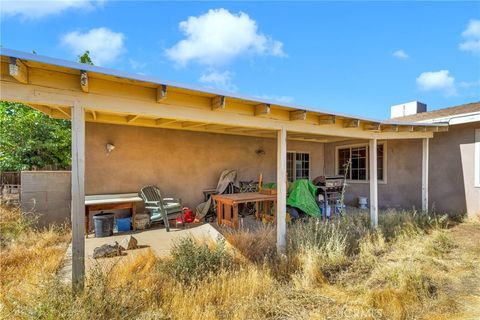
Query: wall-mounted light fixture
[
  {"left": 106, "top": 143, "right": 115, "bottom": 155},
  {"left": 255, "top": 147, "right": 266, "bottom": 157}
]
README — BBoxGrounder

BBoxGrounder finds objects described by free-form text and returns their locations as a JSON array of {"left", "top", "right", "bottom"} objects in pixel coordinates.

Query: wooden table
[
  {"left": 212, "top": 192, "right": 277, "bottom": 228},
  {"left": 85, "top": 193, "right": 143, "bottom": 236}
]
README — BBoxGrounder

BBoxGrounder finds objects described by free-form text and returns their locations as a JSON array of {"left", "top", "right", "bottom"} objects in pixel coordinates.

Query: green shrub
[{"left": 161, "top": 237, "right": 234, "bottom": 285}]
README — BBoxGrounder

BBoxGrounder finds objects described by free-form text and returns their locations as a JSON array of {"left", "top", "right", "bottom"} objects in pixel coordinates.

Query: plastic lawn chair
[{"left": 139, "top": 185, "right": 184, "bottom": 232}]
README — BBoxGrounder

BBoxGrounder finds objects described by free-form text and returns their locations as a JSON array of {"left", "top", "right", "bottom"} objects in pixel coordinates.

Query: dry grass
[
  {"left": 1, "top": 205, "right": 479, "bottom": 320},
  {"left": 0, "top": 205, "right": 70, "bottom": 313}
]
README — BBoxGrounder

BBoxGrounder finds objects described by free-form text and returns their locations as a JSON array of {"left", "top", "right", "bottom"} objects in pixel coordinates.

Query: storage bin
[{"left": 115, "top": 217, "right": 132, "bottom": 232}]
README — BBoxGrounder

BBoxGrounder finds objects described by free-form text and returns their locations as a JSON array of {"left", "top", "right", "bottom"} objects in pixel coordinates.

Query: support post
[
  {"left": 369, "top": 139, "right": 378, "bottom": 227},
  {"left": 71, "top": 103, "right": 85, "bottom": 291},
  {"left": 422, "top": 138, "right": 429, "bottom": 212},
  {"left": 276, "top": 127, "right": 287, "bottom": 254}
]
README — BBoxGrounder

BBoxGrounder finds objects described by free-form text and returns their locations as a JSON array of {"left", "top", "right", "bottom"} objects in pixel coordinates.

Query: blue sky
[{"left": 1, "top": 1, "right": 479, "bottom": 119}]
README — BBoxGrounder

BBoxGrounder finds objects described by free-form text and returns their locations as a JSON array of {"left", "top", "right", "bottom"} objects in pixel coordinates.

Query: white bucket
[{"left": 358, "top": 197, "right": 368, "bottom": 209}]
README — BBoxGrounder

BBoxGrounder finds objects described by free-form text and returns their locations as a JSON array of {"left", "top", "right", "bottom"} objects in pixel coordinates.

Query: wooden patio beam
[
  {"left": 254, "top": 103, "right": 270, "bottom": 116},
  {"left": 247, "top": 130, "right": 275, "bottom": 135},
  {"left": 156, "top": 84, "right": 167, "bottom": 102},
  {"left": 364, "top": 123, "right": 381, "bottom": 131},
  {"left": 398, "top": 125, "right": 414, "bottom": 132},
  {"left": 80, "top": 70, "right": 89, "bottom": 93},
  {"left": 0, "top": 81, "right": 435, "bottom": 140},
  {"left": 211, "top": 96, "right": 226, "bottom": 110},
  {"left": 155, "top": 118, "right": 177, "bottom": 126},
  {"left": 436, "top": 126, "right": 449, "bottom": 132},
  {"left": 380, "top": 124, "right": 398, "bottom": 132},
  {"left": 289, "top": 110, "right": 307, "bottom": 121},
  {"left": 413, "top": 126, "right": 427, "bottom": 132},
  {"left": 126, "top": 115, "right": 139, "bottom": 123},
  {"left": 9, "top": 57, "right": 28, "bottom": 84},
  {"left": 318, "top": 115, "right": 336, "bottom": 125},
  {"left": 225, "top": 127, "right": 250, "bottom": 132},
  {"left": 343, "top": 119, "right": 360, "bottom": 128},
  {"left": 55, "top": 106, "right": 71, "bottom": 118},
  {"left": 182, "top": 122, "right": 207, "bottom": 128},
  {"left": 204, "top": 124, "right": 230, "bottom": 131}
]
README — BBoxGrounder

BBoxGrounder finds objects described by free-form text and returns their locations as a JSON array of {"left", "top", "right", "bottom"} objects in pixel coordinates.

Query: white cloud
[
  {"left": 392, "top": 49, "right": 409, "bottom": 60},
  {"left": 255, "top": 94, "right": 294, "bottom": 104},
  {"left": 0, "top": 0, "right": 103, "bottom": 19},
  {"left": 128, "top": 59, "right": 147, "bottom": 71},
  {"left": 416, "top": 70, "right": 457, "bottom": 97},
  {"left": 459, "top": 19, "right": 480, "bottom": 55},
  {"left": 165, "top": 8, "right": 286, "bottom": 67},
  {"left": 199, "top": 69, "right": 238, "bottom": 92},
  {"left": 61, "top": 27, "right": 125, "bottom": 66},
  {"left": 459, "top": 80, "right": 480, "bottom": 88}
]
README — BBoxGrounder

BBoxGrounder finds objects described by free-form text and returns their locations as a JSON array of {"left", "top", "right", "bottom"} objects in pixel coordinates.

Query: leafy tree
[
  {"left": 0, "top": 101, "right": 71, "bottom": 172},
  {"left": 0, "top": 49, "right": 95, "bottom": 172},
  {"left": 78, "top": 50, "right": 94, "bottom": 65}
]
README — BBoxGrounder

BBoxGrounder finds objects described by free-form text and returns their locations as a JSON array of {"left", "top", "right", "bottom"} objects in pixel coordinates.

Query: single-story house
[
  {"left": 2, "top": 48, "right": 476, "bottom": 283},
  {"left": 387, "top": 101, "right": 480, "bottom": 218},
  {"left": 324, "top": 101, "right": 480, "bottom": 219}
]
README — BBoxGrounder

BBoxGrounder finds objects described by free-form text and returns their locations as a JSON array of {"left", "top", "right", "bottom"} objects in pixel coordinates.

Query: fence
[{"left": 20, "top": 171, "right": 71, "bottom": 226}]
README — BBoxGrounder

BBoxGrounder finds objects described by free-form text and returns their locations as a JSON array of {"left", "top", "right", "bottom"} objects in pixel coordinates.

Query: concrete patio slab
[{"left": 59, "top": 223, "right": 223, "bottom": 282}]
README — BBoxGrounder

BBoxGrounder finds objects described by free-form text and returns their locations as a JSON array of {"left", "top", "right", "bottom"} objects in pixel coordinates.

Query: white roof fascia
[{"left": 417, "top": 111, "right": 480, "bottom": 125}]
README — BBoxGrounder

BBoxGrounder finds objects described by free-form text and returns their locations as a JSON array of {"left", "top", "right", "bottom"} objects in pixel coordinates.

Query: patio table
[
  {"left": 212, "top": 192, "right": 277, "bottom": 228},
  {"left": 85, "top": 193, "right": 143, "bottom": 237}
]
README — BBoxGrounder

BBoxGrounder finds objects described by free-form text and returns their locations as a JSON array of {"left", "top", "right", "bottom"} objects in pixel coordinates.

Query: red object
[{"left": 182, "top": 207, "right": 194, "bottom": 223}]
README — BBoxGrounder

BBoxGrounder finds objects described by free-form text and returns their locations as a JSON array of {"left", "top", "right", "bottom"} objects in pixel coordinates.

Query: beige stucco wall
[
  {"left": 324, "top": 122, "right": 480, "bottom": 217},
  {"left": 430, "top": 122, "right": 480, "bottom": 218},
  {"left": 324, "top": 139, "right": 423, "bottom": 209},
  {"left": 85, "top": 123, "right": 325, "bottom": 210},
  {"left": 27, "top": 121, "right": 477, "bottom": 226}
]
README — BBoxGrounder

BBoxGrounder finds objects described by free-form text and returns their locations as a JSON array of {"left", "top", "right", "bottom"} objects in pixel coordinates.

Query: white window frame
[
  {"left": 287, "top": 151, "right": 311, "bottom": 182},
  {"left": 475, "top": 129, "right": 480, "bottom": 188},
  {"left": 334, "top": 141, "right": 387, "bottom": 184}
]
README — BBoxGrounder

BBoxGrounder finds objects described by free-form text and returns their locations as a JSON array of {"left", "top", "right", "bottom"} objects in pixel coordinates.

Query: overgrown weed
[{"left": 2, "top": 205, "right": 476, "bottom": 320}]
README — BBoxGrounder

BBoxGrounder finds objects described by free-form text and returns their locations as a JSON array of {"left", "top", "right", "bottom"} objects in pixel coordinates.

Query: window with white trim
[
  {"left": 287, "top": 152, "right": 310, "bottom": 182},
  {"left": 336, "top": 143, "right": 385, "bottom": 182}
]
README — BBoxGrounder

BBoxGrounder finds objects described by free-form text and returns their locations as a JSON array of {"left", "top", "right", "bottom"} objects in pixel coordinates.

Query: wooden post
[
  {"left": 422, "top": 138, "right": 429, "bottom": 212},
  {"left": 71, "top": 103, "right": 85, "bottom": 291},
  {"left": 369, "top": 139, "right": 378, "bottom": 227},
  {"left": 276, "top": 127, "right": 287, "bottom": 254}
]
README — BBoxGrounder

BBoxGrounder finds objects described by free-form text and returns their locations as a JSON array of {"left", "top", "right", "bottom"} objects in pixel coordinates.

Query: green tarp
[
  {"left": 287, "top": 179, "right": 320, "bottom": 218},
  {"left": 261, "top": 179, "right": 320, "bottom": 218}
]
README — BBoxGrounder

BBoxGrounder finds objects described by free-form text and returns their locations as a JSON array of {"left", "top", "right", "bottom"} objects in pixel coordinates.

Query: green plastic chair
[{"left": 139, "top": 185, "right": 184, "bottom": 232}]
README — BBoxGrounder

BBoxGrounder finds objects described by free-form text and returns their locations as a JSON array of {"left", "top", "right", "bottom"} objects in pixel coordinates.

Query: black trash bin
[{"left": 93, "top": 212, "right": 114, "bottom": 237}]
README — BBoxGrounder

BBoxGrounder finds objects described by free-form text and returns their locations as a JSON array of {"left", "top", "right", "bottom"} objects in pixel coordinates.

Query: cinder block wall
[{"left": 21, "top": 171, "right": 71, "bottom": 227}]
